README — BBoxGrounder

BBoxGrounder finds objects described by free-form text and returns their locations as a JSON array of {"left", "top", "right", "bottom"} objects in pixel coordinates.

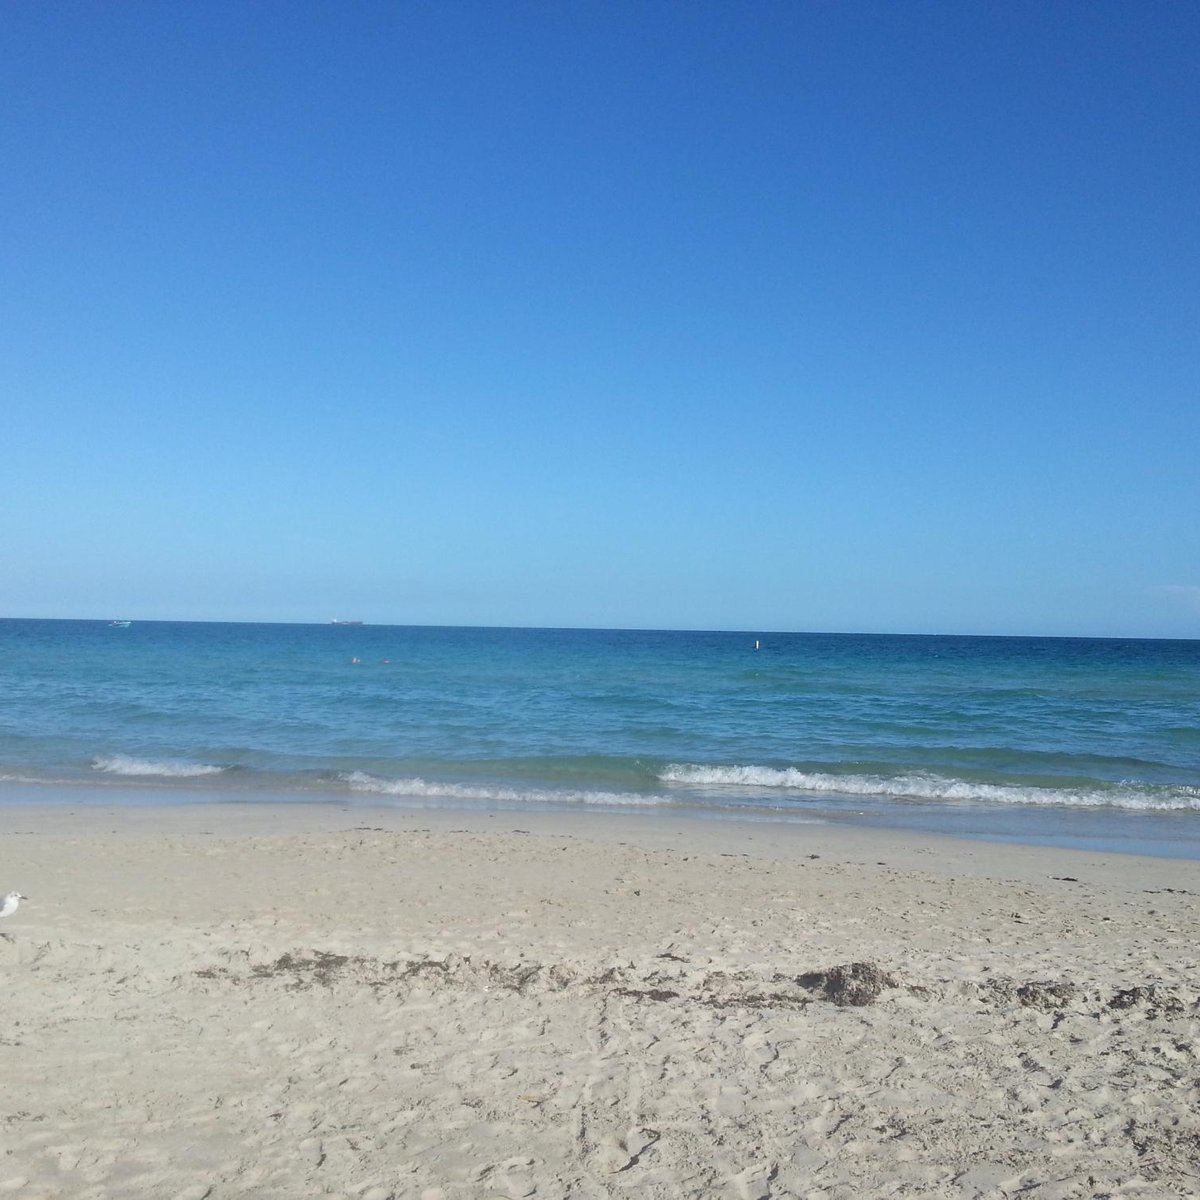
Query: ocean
[{"left": 1, "top": 619, "right": 1198, "bottom": 858}]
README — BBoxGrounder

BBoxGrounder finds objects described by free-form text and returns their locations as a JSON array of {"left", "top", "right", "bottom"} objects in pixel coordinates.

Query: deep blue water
[{"left": 1, "top": 620, "right": 1198, "bottom": 856}]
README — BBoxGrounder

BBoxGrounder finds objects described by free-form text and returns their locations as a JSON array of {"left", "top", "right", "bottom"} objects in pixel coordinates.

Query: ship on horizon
[{"left": 331, "top": 619, "right": 365, "bottom": 625}]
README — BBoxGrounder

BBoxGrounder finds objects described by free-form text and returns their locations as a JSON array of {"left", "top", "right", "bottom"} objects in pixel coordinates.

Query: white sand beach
[{"left": 2, "top": 801, "right": 1198, "bottom": 1198}]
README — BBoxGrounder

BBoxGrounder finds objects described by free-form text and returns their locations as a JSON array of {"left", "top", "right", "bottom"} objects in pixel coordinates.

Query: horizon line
[{"left": 0, "top": 615, "right": 1195, "bottom": 644}]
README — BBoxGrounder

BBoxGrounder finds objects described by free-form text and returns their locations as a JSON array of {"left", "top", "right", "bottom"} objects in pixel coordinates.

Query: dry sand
[{"left": 2, "top": 801, "right": 1198, "bottom": 1199}]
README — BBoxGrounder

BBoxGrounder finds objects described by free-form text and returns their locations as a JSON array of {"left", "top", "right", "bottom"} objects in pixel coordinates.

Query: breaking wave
[
  {"left": 91, "top": 755, "right": 226, "bottom": 778},
  {"left": 659, "top": 763, "right": 1200, "bottom": 811},
  {"left": 341, "top": 771, "right": 670, "bottom": 808}
]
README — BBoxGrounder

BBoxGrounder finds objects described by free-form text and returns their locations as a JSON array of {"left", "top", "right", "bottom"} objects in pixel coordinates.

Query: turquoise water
[{"left": 1, "top": 620, "right": 1198, "bottom": 856}]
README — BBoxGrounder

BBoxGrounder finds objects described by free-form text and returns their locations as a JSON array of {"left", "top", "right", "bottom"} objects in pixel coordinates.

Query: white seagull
[{"left": 0, "top": 892, "right": 27, "bottom": 920}]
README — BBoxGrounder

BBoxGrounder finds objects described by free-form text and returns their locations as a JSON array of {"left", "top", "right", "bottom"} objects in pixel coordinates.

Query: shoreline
[
  {"left": 4, "top": 776, "right": 1200, "bottom": 863},
  {"left": 2, "top": 792, "right": 1197, "bottom": 880}
]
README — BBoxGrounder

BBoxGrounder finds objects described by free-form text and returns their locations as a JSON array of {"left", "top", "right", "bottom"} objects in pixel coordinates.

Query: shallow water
[{"left": 1, "top": 620, "right": 1197, "bottom": 856}]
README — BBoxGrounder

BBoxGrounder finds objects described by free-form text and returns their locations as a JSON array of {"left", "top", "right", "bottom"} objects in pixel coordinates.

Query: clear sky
[{"left": 2, "top": 1, "right": 1197, "bottom": 637}]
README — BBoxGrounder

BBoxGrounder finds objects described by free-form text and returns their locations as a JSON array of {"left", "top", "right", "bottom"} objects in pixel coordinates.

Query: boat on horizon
[
  {"left": 109, "top": 620, "right": 132, "bottom": 628},
  {"left": 331, "top": 619, "right": 365, "bottom": 625}
]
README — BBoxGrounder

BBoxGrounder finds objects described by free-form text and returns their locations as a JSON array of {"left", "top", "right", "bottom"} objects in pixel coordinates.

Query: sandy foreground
[{"left": 1, "top": 801, "right": 1198, "bottom": 1199}]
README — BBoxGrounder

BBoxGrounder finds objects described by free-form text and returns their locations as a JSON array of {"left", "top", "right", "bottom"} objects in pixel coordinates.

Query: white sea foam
[
  {"left": 659, "top": 763, "right": 1200, "bottom": 811},
  {"left": 91, "top": 755, "right": 226, "bottom": 778},
  {"left": 341, "top": 771, "right": 669, "bottom": 808}
]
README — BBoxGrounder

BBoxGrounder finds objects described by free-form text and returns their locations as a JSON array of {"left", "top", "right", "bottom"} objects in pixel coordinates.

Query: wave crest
[
  {"left": 91, "top": 755, "right": 226, "bottom": 778},
  {"left": 659, "top": 763, "right": 1200, "bottom": 811},
  {"left": 341, "top": 771, "right": 668, "bottom": 808}
]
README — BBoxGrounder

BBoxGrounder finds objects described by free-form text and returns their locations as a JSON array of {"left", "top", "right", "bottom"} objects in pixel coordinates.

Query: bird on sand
[{"left": 0, "top": 892, "right": 28, "bottom": 920}]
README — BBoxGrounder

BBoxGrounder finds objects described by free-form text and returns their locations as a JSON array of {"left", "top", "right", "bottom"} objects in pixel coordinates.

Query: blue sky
[{"left": 2, "top": 1, "right": 1197, "bottom": 636}]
